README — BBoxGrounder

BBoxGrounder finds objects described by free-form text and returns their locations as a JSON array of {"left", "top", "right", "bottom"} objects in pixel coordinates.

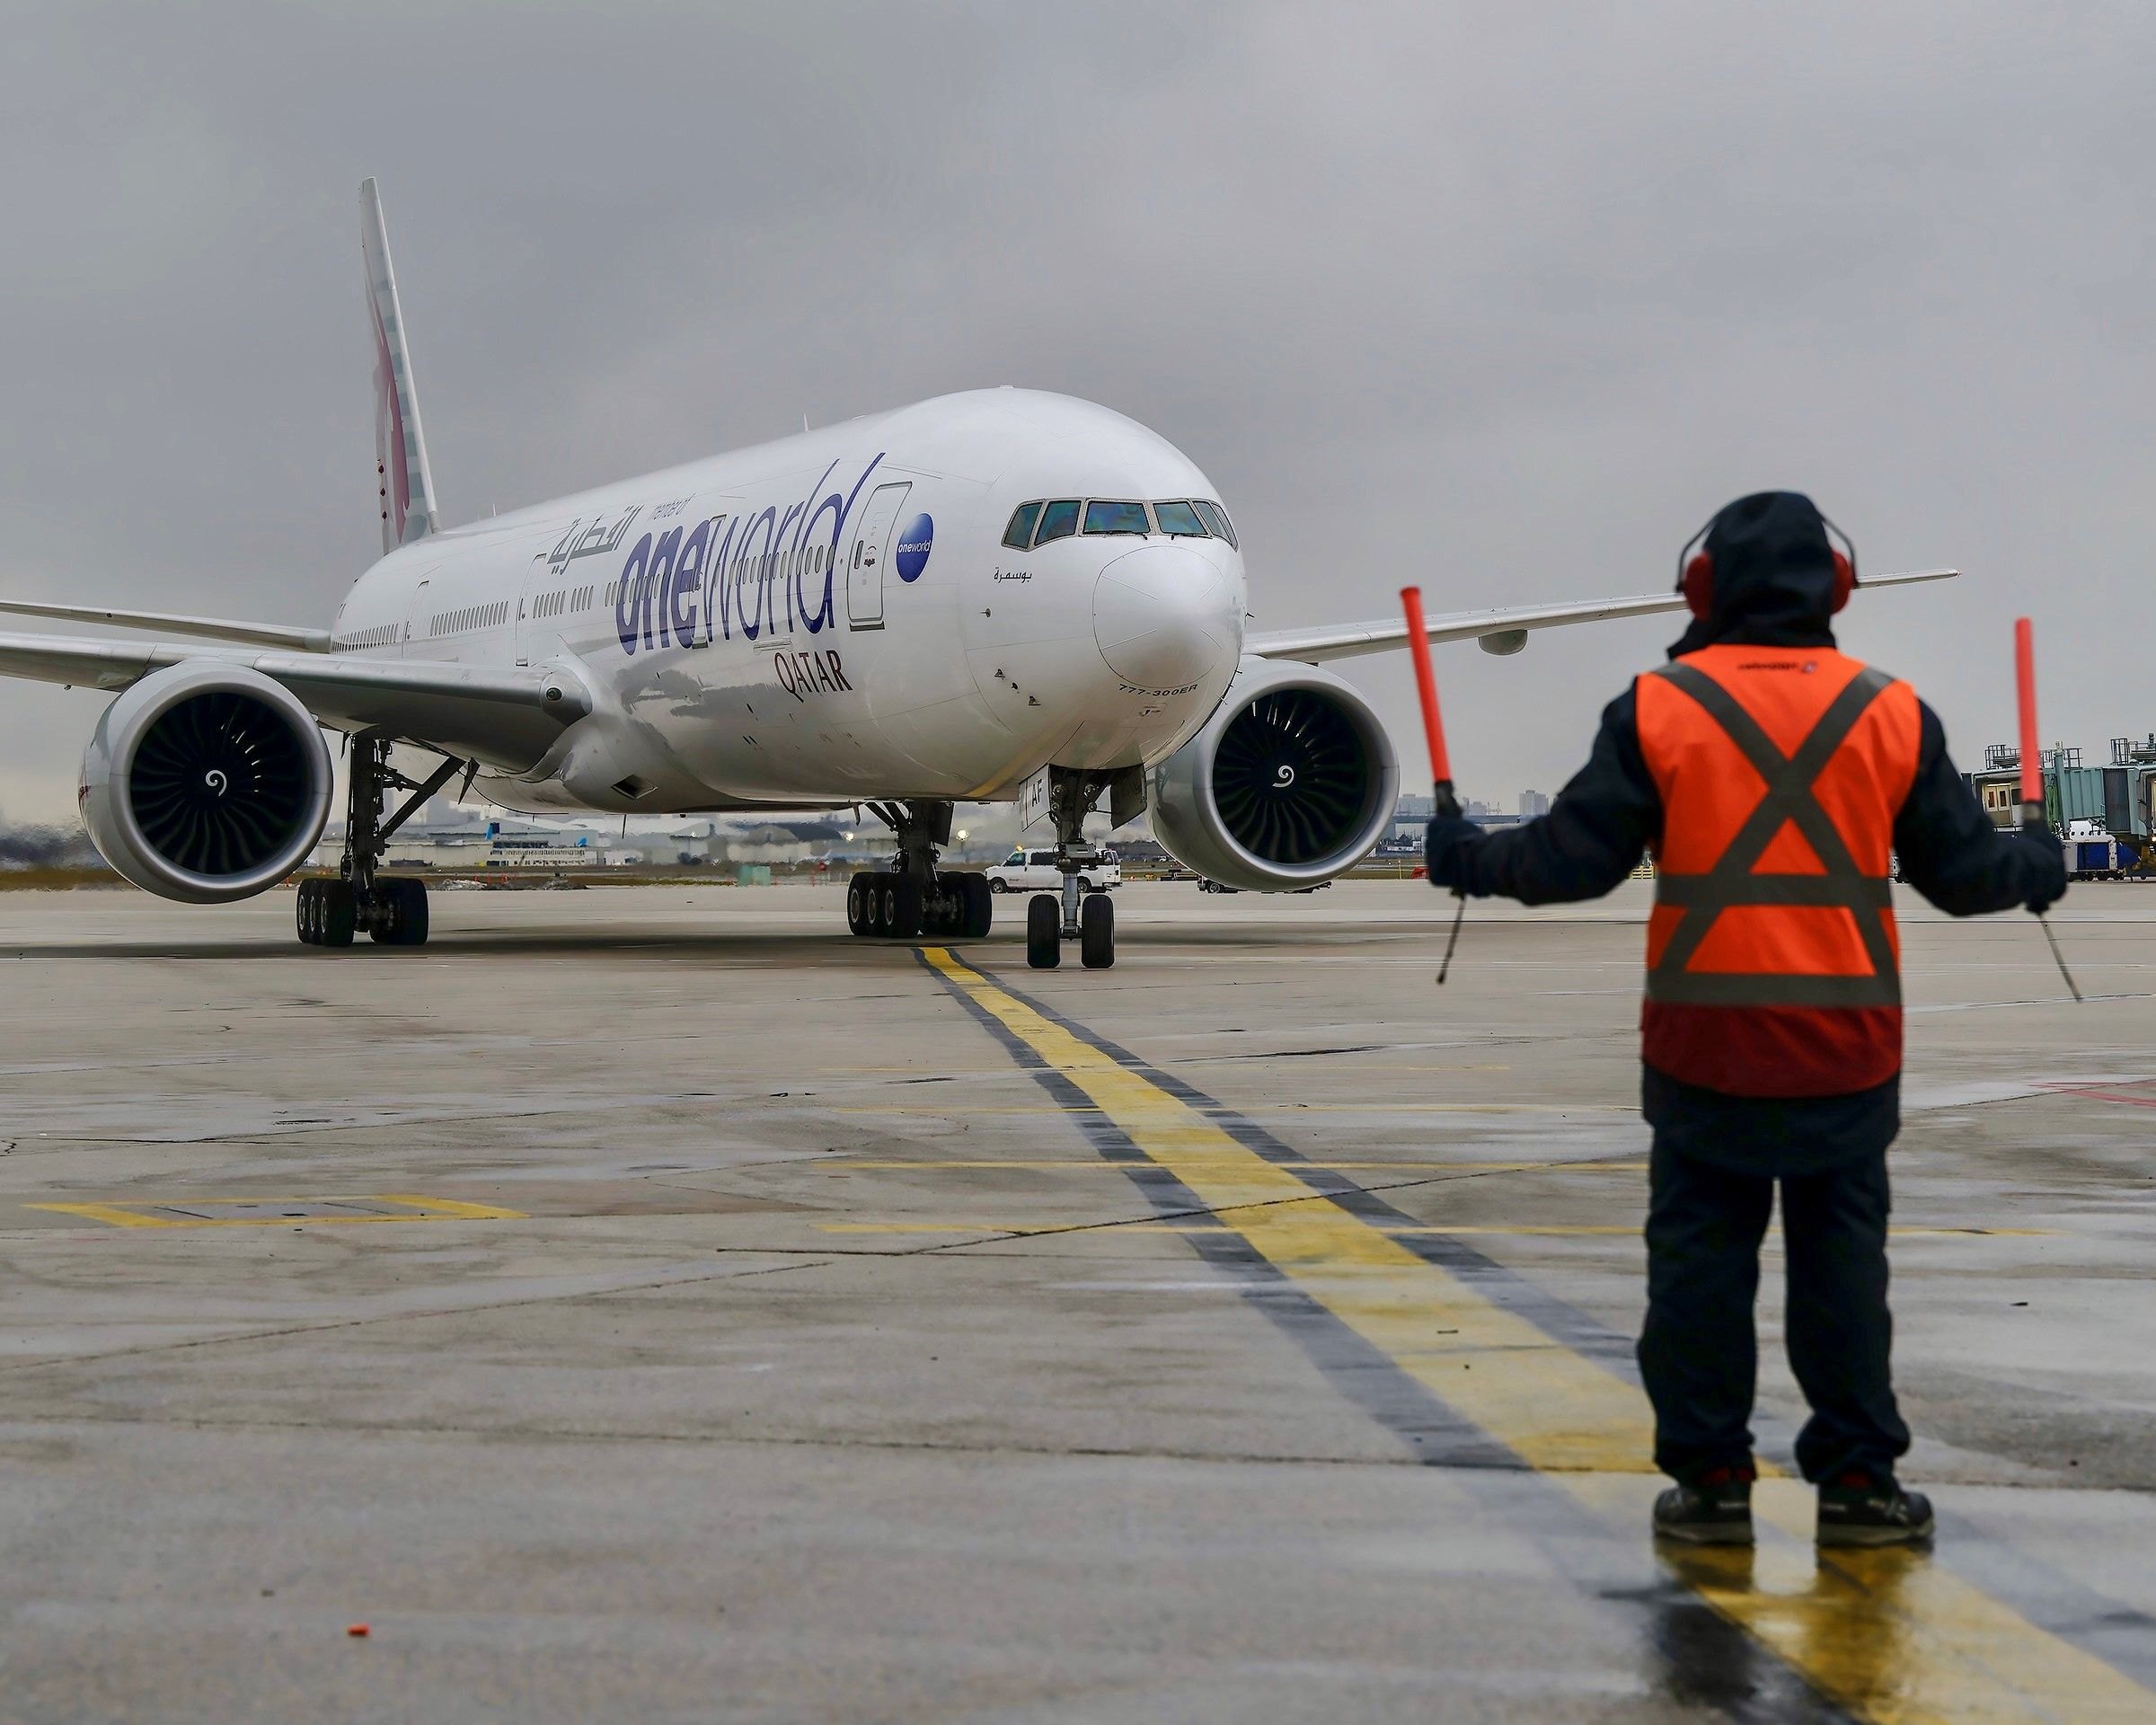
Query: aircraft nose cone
[{"left": 1092, "top": 545, "right": 1234, "bottom": 694}]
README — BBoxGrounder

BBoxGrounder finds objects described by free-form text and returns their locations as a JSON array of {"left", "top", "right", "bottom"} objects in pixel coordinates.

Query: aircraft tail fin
[{"left": 360, "top": 177, "right": 439, "bottom": 554}]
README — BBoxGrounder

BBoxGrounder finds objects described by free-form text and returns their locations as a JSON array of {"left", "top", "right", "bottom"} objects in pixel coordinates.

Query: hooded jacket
[{"left": 1433, "top": 492, "right": 2065, "bottom": 1175}]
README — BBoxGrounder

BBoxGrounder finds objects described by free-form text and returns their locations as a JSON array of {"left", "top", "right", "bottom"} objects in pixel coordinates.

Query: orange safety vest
[{"left": 1635, "top": 644, "right": 1921, "bottom": 1098}]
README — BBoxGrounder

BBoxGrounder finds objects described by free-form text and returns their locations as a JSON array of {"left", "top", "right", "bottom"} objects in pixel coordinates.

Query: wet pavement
[{"left": 1, "top": 878, "right": 2152, "bottom": 1721}]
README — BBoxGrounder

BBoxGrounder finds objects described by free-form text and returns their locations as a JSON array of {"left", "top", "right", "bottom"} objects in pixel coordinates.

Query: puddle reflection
[{"left": 1657, "top": 1538, "right": 1928, "bottom": 1716}]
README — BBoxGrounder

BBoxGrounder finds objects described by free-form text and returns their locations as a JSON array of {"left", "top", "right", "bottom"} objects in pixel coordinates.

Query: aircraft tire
[
  {"left": 846, "top": 874, "right": 870, "bottom": 936},
  {"left": 1026, "top": 894, "right": 1061, "bottom": 969},
  {"left": 392, "top": 879, "right": 429, "bottom": 946},
  {"left": 296, "top": 879, "right": 319, "bottom": 944},
  {"left": 1081, "top": 891, "right": 1115, "bottom": 969},
  {"left": 320, "top": 881, "right": 357, "bottom": 948},
  {"left": 888, "top": 875, "right": 923, "bottom": 940},
  {"left": 960, "top": 872, "right": 994, "bottom": 938},
  {"left": 370, "top": 880, "right": 421, "bottom": 945}
]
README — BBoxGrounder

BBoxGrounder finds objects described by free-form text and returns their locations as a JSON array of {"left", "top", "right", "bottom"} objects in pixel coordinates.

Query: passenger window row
[
  {"left": 1002, "top": 497, "right": 1237, "bottom": 551},
  {"left": 333, "top": 622, "right": 399, "bottom": 650},
  {"left": 429, "top": 599, "right": 510, "bottom": 637},
  {"left": 529, "top": 583, "right": 596, "bottom": 621}
]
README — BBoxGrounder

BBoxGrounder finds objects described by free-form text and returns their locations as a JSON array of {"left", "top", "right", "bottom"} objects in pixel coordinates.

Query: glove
[
  {"left": 1424, "top": 815, "right": 1481, "bottom": 891},
  {"left": 2019, "top": 818, "right": 2068, "bottom": 915}
]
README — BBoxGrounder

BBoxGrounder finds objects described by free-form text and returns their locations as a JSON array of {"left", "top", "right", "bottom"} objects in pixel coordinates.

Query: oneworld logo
[{"left": 895, "top": 514, "right": 933, "bottom": 581}]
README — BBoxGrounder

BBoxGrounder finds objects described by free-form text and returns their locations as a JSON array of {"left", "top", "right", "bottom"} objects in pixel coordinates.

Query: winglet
[{"left": 360, "top": 178, "right": 439, "bottom": 553}]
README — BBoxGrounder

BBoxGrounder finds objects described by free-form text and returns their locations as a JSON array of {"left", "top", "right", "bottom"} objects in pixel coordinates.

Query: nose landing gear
[
  {"left": 1025, "top": 864, "right": 1117, "bottom": 969},
  {"left": 1023, "top": 765, "right": 1139, "bottom": 970}
]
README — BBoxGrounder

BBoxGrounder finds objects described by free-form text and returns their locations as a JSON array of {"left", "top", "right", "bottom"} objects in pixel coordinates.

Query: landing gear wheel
[
  {"left": 319, "top": 880, "right": 357, "bottom": 948},
  {"left": 888, "top": 874, "right": 923, "bottom": 940},
  {"left": 846, "top": 873, "right": 870, "bottom": 936},
  {"left": 369, "top": 878, "right": 429, "bottom": 946},
  {"left": 396, "top": 878, "right": 430, "bottom": 946},
  {"left": 1081, "top": 891, "right": 1115, "bottom": 969},
  {"left": 296, "top": 878, "right": 321, "bottom": 945},
  {"left": 1027, "top": 894, "right": 1061, "bottom": 969},
  {"left": 959, "top": 872, "right": 994, "bottom": 939}
]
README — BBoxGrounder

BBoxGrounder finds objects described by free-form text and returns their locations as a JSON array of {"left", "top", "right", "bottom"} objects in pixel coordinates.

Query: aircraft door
[
  {"left": 515, "top": 562, "right": 547, "bottom": 666},
  {"left": 846, "top": 482, "right": 911, "bottom": 629},
  {"left": 404, "top": 577, "right": 431, "bottom": 647},
  {"left": 749, "top": 536, "right": 791, "bottom": 647}
]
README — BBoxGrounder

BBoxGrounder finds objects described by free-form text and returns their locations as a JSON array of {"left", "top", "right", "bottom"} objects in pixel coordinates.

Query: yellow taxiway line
[
  {"left": 921, "top": 945, "right": 2148, "bottom": 1723},
  {"left": 26, "top": 1194, "right": 526, "bottom": 1228}
]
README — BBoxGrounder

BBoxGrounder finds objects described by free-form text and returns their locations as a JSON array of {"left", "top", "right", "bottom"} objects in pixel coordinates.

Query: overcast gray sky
[{"left": 3, "top": 2, "right": 2151, "bottom": 823}]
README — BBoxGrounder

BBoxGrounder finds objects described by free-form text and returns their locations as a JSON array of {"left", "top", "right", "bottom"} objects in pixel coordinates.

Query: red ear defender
[
  {"left": 1829, "top": 548, "right": 1854, "bottom": 614},
  {"left": 1683, "top": 552, "right": 1714, "bottom": 620}
]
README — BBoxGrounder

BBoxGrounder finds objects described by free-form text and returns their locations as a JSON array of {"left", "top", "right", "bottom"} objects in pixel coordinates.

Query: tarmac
[{"left": 1, "top": 876, "right": 2152, "bottom": 1722}]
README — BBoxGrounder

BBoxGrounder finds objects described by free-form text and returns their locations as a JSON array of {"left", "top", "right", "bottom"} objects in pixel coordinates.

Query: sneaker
[
  {"left": 1816, "top": 1472, "right": 1935, "bottom": 1547},
  {"left": 1652, "top": 1464, "right": 1755, "bottom": 1545}
]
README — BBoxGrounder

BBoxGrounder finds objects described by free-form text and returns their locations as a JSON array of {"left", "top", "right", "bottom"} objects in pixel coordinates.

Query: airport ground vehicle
[
  {"left": 2063, "top": 831, "right": 2153, "bottom": 880},
  {"left": 988, "top": 848, "right": 1119, "bottom": 893}
]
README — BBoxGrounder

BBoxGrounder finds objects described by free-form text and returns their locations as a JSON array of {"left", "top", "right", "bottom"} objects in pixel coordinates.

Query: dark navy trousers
[{"left": 1638, "top": 1135, "right": 1911, "bottom": 1484}]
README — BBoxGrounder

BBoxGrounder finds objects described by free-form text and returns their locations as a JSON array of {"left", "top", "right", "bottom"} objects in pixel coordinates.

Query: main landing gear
[
  {"left": 845, "top": 800, "right": 993, "bottom": 942},
  {"left": 296, "top": 733, "right": 463, "bottom": 949},
  {"left": 1023, "top": 766, "right": 1136, "bottom": 972}
]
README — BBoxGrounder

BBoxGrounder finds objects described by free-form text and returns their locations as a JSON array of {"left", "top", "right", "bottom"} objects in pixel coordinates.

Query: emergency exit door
[{"left": 846, "top": 482, "right": 911, "bottom": 629}]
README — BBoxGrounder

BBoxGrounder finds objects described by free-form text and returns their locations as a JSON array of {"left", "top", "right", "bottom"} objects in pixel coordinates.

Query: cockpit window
[
  {"left": 1083, "top": 500, "right": 1150, "bottom": 535},
  {"left": 1191, "top": 500, "right": 1237, "bottom": 548},
  {"left": 1035, "top": 499, "right": 1081, "bottom": 544},
  {"left": 1002, "top": 502, "right": 1043, "bottom": 549},
  {"left": 1153, "top": 500, "right": 1208, "bottom": 537}
]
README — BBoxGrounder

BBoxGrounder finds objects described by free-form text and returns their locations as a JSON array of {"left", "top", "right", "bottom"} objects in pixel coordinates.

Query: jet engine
[
  {"left": 79, "top": 662, "right": 333, "bottom": 904},
  {"left": 1149, "top": 658, "right": 1399, "bottom": 891}
]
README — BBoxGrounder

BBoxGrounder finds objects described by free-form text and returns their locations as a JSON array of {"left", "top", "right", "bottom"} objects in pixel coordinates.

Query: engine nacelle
[
  {"left": 1149, "top": 657, "right": 1399, "bottom": 891},
  {"left": 79, "top": 663, "right": 333, "bottom": 904}
]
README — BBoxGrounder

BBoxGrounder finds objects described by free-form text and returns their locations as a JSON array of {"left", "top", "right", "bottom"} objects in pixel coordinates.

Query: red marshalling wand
[
  {"left": 2016, "top": 617, "right": 2081, "bottom": 1002},
  {"left": 1401, "top": 587, "right": 1466, "bottom": 984}
]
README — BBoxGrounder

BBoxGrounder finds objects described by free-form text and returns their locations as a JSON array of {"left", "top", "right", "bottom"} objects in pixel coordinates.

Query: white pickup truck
[{"left": 986, "top": 847, "right": 1122, "bottom": 894}]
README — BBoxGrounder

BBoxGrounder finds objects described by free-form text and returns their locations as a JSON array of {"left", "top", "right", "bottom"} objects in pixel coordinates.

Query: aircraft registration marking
[{"left": 918, "top": 945, "right": 2151, "bottom": 1723}]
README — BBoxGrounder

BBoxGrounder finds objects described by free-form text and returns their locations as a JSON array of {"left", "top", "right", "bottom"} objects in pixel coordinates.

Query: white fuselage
[{"left": 329, "top": 389, "right": 1247, "bottom": 815}]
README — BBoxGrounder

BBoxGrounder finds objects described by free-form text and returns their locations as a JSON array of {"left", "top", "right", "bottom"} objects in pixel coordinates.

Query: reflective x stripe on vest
[{"left": 1646, "top": 661, "right": 1901, "bottom": 1010}]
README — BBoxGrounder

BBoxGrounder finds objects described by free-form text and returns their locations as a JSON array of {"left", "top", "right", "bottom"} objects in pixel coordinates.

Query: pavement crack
[
  {"left": 917, "top": 1156, "right": 1648, "bottom": 1252},
  {"left": 0, "top": 1255, "right": 836, "bottom": 1376}
]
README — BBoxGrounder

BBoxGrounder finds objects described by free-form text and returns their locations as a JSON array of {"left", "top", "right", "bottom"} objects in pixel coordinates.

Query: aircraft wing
[
  {"left": 0, "top": 631, "right": 590, "bottom": 771},
  {"left": 0, "top": 599, "right": 333, "bottom": 652},
  {"left": 1248, "top": 568, "right": 1959, "bottom": 664}
]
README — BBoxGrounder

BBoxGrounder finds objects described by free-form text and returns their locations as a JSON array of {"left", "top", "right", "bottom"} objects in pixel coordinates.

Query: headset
[{"left": 1677, "top": 505, "right": 1857, "bottom": 620}]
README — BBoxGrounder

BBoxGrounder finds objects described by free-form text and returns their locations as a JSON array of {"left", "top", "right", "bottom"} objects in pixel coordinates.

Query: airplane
[{"left": 0, "top": 181, "right": 1957, "bottom": 969}]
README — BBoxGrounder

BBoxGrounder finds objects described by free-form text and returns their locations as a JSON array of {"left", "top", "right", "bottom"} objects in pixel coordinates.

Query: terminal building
[{"left": 1968, "top": 736, "right": 2156, "bottom": 876}]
